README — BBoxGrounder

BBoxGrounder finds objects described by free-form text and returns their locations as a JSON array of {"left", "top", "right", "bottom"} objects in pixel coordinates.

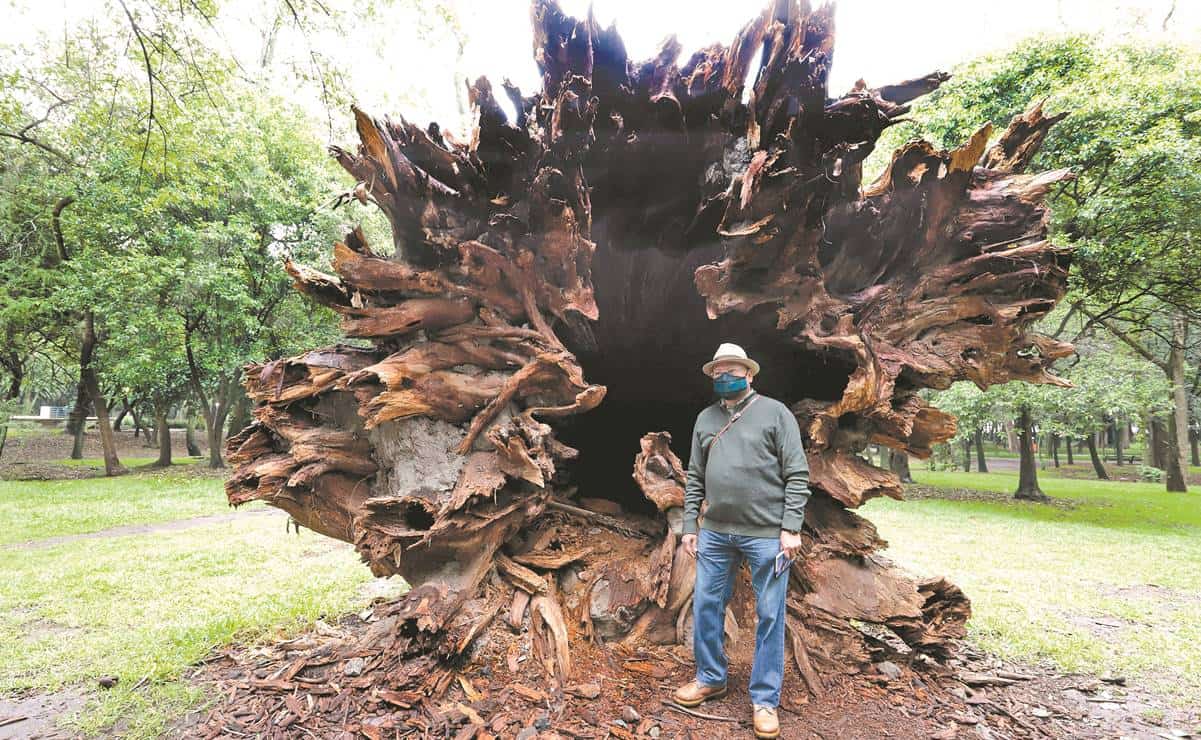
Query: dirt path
[
  {"left": 0, "top": 688, "right": 87, "bottom": 740},
  {"left": 5, "top": 509, "right": 280, "bottom": 550}
]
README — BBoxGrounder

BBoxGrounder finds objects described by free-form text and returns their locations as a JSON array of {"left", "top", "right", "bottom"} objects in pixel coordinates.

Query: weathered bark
[
  {"left": 1014, "top": 406, "right": 1047, "bottom": 500},
  {"left": 225, "top": 0, "right": 1071, "bottom": 703},
  {"left": 1085, "top": 429, "right": 1109, "bottom": 480}
]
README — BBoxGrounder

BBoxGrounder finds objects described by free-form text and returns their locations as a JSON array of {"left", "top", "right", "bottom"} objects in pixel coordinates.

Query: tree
[
  {"left": 2, "top": 17, "right": 350, "bottom": 469},
  {"left": 873, "top": 35, "right": 1201, "bottom": 492},
  {"left": 985, "top": 382, "right": 1062, "bottom": 500},
  {"left": 935, "top": 378, "right": 1077, "bottom": 499},
  {"left": 1075, "top": 305, "right": 1193, "bottom": 489},
  {"left": 211, "top": 2, "right": 1076, "bottom": 727},
  {"left": 1042, "top": 346, "right": 1171, "bottom": 479},
  {"left": 0, "top": 0, "right": 416, "bottom": 470},
  {"left": 931, "top": 383, "right": 998, "bottom": 473}
]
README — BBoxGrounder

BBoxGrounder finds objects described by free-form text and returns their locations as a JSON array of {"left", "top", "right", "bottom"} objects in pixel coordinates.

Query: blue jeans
[{"left": 692, "top": 527, "right": 789, "bottom": 707}]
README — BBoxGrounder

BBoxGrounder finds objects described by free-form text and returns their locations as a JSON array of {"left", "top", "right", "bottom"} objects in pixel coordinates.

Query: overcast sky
[{"left": 4, "top": 0, "right": 1198, "bottom": 138}]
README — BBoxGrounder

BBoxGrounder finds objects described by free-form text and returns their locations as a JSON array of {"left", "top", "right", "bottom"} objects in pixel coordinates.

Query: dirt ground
[
  {"left": 186, "top": 599, "right": 1200, "bottom": 740},
  {"left": 973, "top": 457, "right": 1201, "bottom": 486},
  {"left": 0, "top": 688, "right": 88, "bottom": 740},
  {"left": 0, "top": 426, "right": 212, "bottom": 480}
]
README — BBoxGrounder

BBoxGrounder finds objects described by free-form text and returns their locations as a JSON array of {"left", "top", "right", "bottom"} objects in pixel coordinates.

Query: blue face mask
[{"left": 713, "top": 371, "right": 748, "bottom": 398}]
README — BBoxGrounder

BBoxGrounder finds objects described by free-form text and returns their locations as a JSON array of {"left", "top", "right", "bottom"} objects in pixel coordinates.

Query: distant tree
[
  {"left": 1046, "top": 347, "right": 1171, "bottom": 479},
  {"left": 874, "top": 35, "right": 1201, "bottom": 492},
  {"left": 931, "top": 383, "right": 998, "bottom": 473}
]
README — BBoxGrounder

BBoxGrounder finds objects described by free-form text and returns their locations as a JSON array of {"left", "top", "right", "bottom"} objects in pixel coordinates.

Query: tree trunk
[
  {"left": 66, "top": 381, "right": 88, "bottom": 458},
  {"left": 1148, "top": 415, "right": 1167, "bottom": 468},
  {"left": 889, "top": 450, "right": 914, "bottom": 483},
  {"left": 226, "top": 389, "right": 252, "bottom": 439},
  {"left": 1050, "top": 433, "right": 1059, "bottom": 467},
  {"left": 962, "top": 438, "right": 972, "bottom": 472},
  {"left": 1116, "top": 419, "right": 1129, "bottom": 465},
  {"left": 184, "top": 333, "right": 230, "bottom": 469},
  {"left": 205, "top": 423, "right": 223, "bottom": 468},
  {"left": 184, "top": 404, "right": 202, "bottom": 457},
  {"left": 1085, "top": 430, "right": 1109, "bottom": 480},
  {"left": 1165, "top": 313, "right": 1189, "bottom": 491},
  {"left": 1015, "top": 407, "right": 1047, "bottom": 500},
  {"left": 216, "top": 1, "right": 1073, "bottom": 721},
  {"left": 1004, "top": 420, "right": 1019, "bottom": 452},
  {"left": 1065, "top": 434, "right": 1074, "bottom": 465},
  {"left": 974, "top": 428, "right": 988, "bottom": 473},
  {"left": 78, "top": 314, "right": 122, "bottom": 476},
  {"left": 112, "top": 397, "right": 131, "bottom": 432},
  {"left": 152, "top": 401, "right": 172, "bottom": 467},
  {"left": 1191, "top": 427, "right": 1199, "bottom": 468},
  {"left": 1143, "top": 412, "right": 1156, "bottom": 466},
  {"left": 133, "top": 402, "right": 146, "bottom": 439},
  {"left": 1113, "top": 418, "right": 1123, "bottom": 467}
]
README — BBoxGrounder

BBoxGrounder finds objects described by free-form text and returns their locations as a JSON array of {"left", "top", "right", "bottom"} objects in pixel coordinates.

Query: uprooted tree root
[
  {"left": 192, "top": 602, "right": 1171, "bottom": 739},
  {"left": 188, "top": 579, "right": 967, "bottom": 739},
  {"left": 213, "top": 0, "right": 1074, "bottom": 733}
]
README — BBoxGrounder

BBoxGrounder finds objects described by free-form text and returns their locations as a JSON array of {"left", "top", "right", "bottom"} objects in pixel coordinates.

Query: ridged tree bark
[{"left": 222, "top": 0, "right": 1073, "bottom": 717}]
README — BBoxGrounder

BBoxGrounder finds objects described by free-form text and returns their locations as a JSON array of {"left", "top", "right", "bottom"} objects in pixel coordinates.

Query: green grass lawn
[
  {"left": 0, "top": 470, "right": 239, "bottom": 546},
  {"left": 0, "top": 475, "right": 384, "bottom": 737},
  {"left": 5, "top": 465, "right": 1198, "bottom": 736},
  {"left": 865, "top": 469, "right": 1201, "bottom": 707},
  {"left": 57, "top": 456, "right": 204, "bottom": 468}
]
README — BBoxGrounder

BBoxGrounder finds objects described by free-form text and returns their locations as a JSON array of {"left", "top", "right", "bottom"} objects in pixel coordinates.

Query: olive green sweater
[{"left": 682, "top": 389, "right": 811, "bottom": 538}]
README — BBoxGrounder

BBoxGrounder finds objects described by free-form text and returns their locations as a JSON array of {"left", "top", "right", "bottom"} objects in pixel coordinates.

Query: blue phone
[{"left": 773, "top": 550, "right": 792, "bottom": 577}]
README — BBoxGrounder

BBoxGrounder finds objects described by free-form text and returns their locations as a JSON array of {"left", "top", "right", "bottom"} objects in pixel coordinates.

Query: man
[{"left": 673, "top": 342, "right": 811, "bottom": 739}]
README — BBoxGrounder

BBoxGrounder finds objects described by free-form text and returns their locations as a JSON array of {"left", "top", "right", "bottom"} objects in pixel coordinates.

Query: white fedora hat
[{"left": 702, "top": 342, "right": 760, "bottom": 376}]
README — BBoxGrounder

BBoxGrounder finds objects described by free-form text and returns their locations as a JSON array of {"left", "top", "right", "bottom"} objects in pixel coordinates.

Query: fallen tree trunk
[{"left": 222, "top": 0, "right": 1072, "bottom": 718}]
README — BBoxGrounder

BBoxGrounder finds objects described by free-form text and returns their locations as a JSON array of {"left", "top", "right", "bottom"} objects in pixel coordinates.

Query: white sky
[{"left": 3, "top": 0, "right": 1198, "bottom": 139}]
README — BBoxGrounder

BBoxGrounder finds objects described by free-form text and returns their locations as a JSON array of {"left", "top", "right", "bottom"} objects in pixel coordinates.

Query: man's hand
[
  {"left": 682, "top": 533, "right": 697, "bottom": 557},
  {"left": 780, "top": 529, "right": 803, "bottom": 559}
]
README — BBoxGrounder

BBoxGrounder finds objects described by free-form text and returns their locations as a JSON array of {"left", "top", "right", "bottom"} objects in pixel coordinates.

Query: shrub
[{"left": 1137, "top": 464, "right": 1164, "bottom": 483}]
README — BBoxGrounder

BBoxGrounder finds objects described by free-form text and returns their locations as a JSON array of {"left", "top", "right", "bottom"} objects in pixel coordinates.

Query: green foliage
[
  {"left": 1137, "top": 464, "right": 1164, "bottom": 482},
  {"left": 870, "top": 35, "right": 1201, "bottom": 310},
  {"left": 929, "top": 341, "right": 1168, "bottom": 455},
  {"left": 925, "top": 383, "right": 996, "bottom": 444},
  {"left": 0, "top": 23, "right": 346, "bottom": 420},
  {"left": 1043, "top": 346, "right": 1171, "bottom": 437}
]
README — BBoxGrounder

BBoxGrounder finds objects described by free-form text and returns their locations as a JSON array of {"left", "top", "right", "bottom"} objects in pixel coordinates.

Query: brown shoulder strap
[{"left": 703, "top": 395, "right": 759, "bottom": 458}]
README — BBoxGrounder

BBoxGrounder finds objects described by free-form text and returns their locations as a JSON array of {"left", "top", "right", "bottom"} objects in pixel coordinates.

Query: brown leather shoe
[
  {"left": 752, "top": 704, "right": 780, "bottom": 739},
  {"left": 672, "top": 680, "right": 727, "bottom": 707}
]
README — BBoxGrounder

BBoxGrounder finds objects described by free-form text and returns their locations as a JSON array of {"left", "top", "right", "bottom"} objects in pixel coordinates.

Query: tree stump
[{"left": 225, "top": 0, "right": 1072, "bottom": 704}]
